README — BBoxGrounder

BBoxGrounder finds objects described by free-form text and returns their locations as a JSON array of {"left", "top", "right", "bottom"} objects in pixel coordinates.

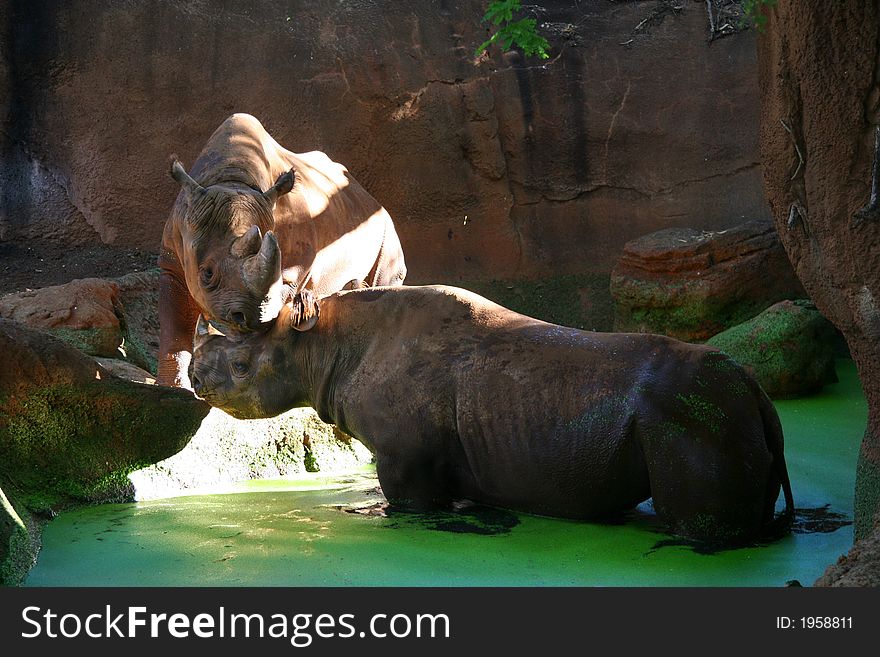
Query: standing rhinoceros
[
  {"left": 189, "top": 285, "right": 794, "bottom": 545},
  {"left": 158, "top": 113, "right": 406, "bottom": 388}
]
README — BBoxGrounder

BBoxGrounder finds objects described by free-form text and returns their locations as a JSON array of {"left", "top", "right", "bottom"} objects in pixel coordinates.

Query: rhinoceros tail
[{"left": 751, "top": 378, "right": 795, "bottom": 536}]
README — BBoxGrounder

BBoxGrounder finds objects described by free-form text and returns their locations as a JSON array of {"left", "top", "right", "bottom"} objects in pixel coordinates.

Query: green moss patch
[
  {"left": 1, "top": 380, "right": 207, "bottom": 509},
  {"left": 610, "top": 276, "right": 780, "bottom": 342},
  {"left": 675, "top": 393, "right": 727, "bottom": 435},
  {"left": 707, "top": 300, "right": 838, "bottom": 398},
  {"left": 46, "top": 326, "right": 122, "bottom": 358},
  {"left": 855, "top": 450, "right": 880, "bottom": 541}
]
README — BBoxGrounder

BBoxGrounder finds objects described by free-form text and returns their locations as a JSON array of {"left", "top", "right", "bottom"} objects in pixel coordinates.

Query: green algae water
[{"left": 25, "top": 360, "right": 866, "bottom": 587}]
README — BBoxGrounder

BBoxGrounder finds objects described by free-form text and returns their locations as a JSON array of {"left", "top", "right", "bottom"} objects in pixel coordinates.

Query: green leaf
[
  {"left": 476, "top": 2, "right": 550, "bottom": 59},
  {"left": 482, "top": 0, "right": 520, "bottom": 26}
]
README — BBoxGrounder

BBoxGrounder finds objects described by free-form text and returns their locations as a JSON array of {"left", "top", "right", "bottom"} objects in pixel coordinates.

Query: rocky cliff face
[
  {"left": 757, "top": 1, "right": 880, "bottom": 539},
  {"left": 0, "top": 0, "right": 768, "bottom": 326}
]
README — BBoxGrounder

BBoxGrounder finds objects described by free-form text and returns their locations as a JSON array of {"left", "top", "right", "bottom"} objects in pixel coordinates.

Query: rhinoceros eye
[
  {"left": 230, "top": 360, "right": 249, "bottom": 377},
  {"left": 199, "top": 265, "right": 218, "bottom": 290}
]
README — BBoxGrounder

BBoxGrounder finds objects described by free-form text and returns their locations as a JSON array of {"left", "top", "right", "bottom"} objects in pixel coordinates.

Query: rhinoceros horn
[
  {"left": 169, "top": 155, "right": 204, "bottom": 197},
  {"left": 242, "top": 230, "right": 282, "bottom": 296},
  {"left": 231, "top": 225, "right": 263, "bottom": 258}
]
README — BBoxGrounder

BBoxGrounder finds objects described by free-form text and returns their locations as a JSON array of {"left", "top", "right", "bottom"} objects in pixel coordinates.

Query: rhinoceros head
[
  {"left": 189, "top": 292, "right": 322, "bottom": 419},
  {"left": 170, "top": 157, "right": 294, "bottom": 332}
]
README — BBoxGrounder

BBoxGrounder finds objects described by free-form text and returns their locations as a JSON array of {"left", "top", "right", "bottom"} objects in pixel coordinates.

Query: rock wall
[
  {"left": 757, "top": 1, "right": 880, "bottom": 539},
  {"left": 0, "top": 0, "right": 769, "bottom": 327}
]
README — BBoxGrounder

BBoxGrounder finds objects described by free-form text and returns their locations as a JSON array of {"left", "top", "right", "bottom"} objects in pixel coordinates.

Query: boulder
[
  {"left": 0, "top": 319, "right": 209, "bottom": 510},
  {"left": 0, "top": 270, "right": 161, "bottom": 374},
  {"left": 0, "top": 278, "right": 124, "bottom": 358},
  {"left": 706, "top": 300, "right": 838, "bottom": 398},
  {"left": 0, "top": 318, "right": 210, "bottom": 584},
  {"left": 610, "top": 220, "right": 805, "bottom": 341}
]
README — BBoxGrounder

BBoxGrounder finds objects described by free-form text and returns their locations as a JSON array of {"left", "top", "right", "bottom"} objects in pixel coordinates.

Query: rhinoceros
[
  {"left": 158, "top": 113, "right": 406, "bottom": 387},
  {"left": 189, "top": 285, "right": 794, "bottom": 544}
]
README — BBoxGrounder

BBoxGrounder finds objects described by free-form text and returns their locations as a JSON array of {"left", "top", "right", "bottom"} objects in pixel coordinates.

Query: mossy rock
[
  {"left": 0, "top": 483, "right": 42, "bottom": 586},
  {"left": 114, "top": 269, "right": 161, "bottom": 374},
  {"left": 0, "top": 278, "right": 125, "bottom": 357},
  {"left": 706, "top": 299, "right": 838, "bottom": 398},
  {"left": 0, "top": 319, "right": 210, "bottom": 511},
  {"left": 610, "top": 220, "right": 805, "bottom": 341}
]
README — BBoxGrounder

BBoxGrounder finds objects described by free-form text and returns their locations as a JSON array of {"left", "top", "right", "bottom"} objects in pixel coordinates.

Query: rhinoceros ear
[
  {"left": 282, "top": 288, "right": 320, "bottom": 333},
  {"left": 263, "top": 168, "right": 295, "bottom": 208},
  {"left": 342, "top": 279, "right": 368, "bottom": 291},
  {"left": 169, "top": 155, "right": 204, "bottom": 197},
  {"left": 195, "top": 314, "right": 226, "bottom": 337},
  {"left": 194, "top": 314, "right": 226, "bottom": 348},
  {"left": 231, "top": 225, "right": 263, "bottom": 258}
]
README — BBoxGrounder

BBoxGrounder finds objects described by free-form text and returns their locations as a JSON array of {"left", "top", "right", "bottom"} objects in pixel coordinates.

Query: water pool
[{"left": 24, "top": 360, "right": 866, "bottom": 587}]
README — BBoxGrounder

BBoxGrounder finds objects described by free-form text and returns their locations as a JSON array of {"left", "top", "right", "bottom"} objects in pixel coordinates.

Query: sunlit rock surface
[
  {"left": 0, "top": 270, "right": 161, "bottom": 374},
  {"left": 130, "top": 408, "right": 372, "bottom": 501}
]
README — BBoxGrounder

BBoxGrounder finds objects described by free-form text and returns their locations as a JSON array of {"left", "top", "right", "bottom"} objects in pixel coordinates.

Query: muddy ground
[{"left": 0, "top": 242, "right": 157, "bottom": 295}]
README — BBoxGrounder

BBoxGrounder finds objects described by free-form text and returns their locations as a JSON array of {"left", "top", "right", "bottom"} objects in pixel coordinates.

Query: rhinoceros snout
[
  {"left": 219, "top": 306, "right": 255, "bottom": 331},
  {"left": 191, "top": 372, "right": 220, "bottom": 402}
]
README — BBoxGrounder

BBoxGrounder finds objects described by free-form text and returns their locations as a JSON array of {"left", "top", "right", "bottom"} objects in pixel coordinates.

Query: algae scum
[{"left": 25, "top": 361, "right": 866, "bottom": 586}]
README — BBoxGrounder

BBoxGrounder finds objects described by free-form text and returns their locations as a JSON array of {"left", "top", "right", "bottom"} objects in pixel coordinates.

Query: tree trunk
[{"left": 757, "top": 2, "right": 880, "bottom": 539}]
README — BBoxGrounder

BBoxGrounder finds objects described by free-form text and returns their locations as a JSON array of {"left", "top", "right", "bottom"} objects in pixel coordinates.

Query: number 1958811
[{"left": 776, "top": 617, "right": 852, "bottom": 629}]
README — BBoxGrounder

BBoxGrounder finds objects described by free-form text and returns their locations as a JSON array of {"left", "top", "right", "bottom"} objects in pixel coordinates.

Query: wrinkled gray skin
[{"left": 190, "top": 285, "right": 794, "bottom": 544}]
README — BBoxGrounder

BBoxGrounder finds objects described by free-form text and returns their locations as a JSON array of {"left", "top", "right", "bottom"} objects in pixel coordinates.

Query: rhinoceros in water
[
  {"left": 189, "top": 284, "right": 794, "bottom": 545},
  {"left": 158, "top": 113, "right": 406, "bottom": 388}
]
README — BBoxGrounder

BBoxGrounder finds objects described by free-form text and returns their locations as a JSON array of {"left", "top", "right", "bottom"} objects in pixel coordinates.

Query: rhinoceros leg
[
  {"left": 638, "top": 355, "right": 776, "bottom": 544},
  {"left": 375, "top": 451, "right": 453, "bottom": 511},
  {"left": 157, "top": 268, "right": 201, "bottom": 389}
]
